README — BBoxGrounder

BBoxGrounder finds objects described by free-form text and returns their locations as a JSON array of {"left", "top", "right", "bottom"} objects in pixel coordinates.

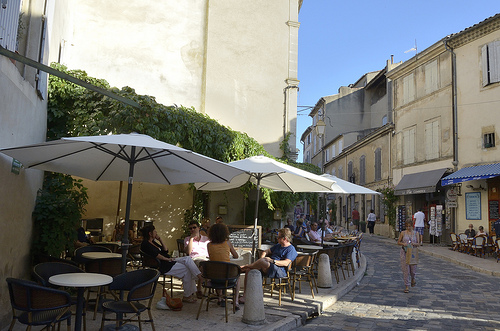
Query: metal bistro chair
[
  {"left": 100, "top": 268, "right": 160, "bottom": 331},
  {"left": 73, "top": 245, "right": 112, "bottom": 269},
  {"left": 325, "top": 246, "right": 346, "bottom": 283},
  {"left": 84, "top": 257, "right": 123, "bottom": 320},
  {"left": 33, "top": 262, "right": 87, "bottom": 331},
  {"left": 449, "top": 233, "right": 460, "bottom": 251},
  {"left": 262, "top": 261, "right": 293, "bottom": 306},
  {"left": 471, "top": 236, "right": 486, "bottom": 258},
  {"left": 458, "top": 233, "right": 469, "bottom": 253},
  {"left": 196, "top": 261, "right": 241, "bottom": 323},
  {"left": 290, "top": 250, "right": 318, "bottom": 299},
  {"left": 6, "top": 277, "right": 72, "bottom": 331}
]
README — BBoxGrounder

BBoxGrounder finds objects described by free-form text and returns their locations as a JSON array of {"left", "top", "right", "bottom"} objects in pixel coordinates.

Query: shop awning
[
  {"left": 394, "top": 168, "right": 448, "bottom": 195},
  {"left": 441, "top": 163, "right": 500, "bottom": 186}
]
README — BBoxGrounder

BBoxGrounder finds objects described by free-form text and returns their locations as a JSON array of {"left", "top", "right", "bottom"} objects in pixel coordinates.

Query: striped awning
[{"left": 441, "top": 163, "right": 500, "bottom": 186}]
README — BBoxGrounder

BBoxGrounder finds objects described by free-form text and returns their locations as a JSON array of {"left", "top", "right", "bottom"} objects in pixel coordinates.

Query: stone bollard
[
  {"left": 242, "top": 269, "right": 266, "bottom": 325},
  {"left": 317, "top": 253, "right": 332, "bottom": 288}
]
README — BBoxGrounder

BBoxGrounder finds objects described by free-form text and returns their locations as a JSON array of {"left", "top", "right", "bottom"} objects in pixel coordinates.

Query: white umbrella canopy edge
[
  {"left": 319, "top": 174, "right": 381, "bottom": 195},
  {"left": 195, "top": 155, "right": 339, "bottom": 259},
  {"left": 0, "top": 133, "right": 245, "bottom": 272}
]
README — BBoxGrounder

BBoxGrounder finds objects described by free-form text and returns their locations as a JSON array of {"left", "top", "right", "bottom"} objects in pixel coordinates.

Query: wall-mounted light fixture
[
  {"left": 315, "top": 119, "right": 326, "bottom": 137},
  {"left": 466, "top": 184, "right": 486, "bottom": 191}
]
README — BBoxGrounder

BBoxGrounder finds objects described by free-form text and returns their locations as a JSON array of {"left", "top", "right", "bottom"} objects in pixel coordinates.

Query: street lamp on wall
[{"left": 315, "top": 119, "right": 326, "bottom": 137}]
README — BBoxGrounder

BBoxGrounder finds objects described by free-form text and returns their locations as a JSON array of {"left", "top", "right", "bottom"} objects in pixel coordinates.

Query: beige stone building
[
  {"left": 387, "top": 37, "right": 456, "bottom": 242},
  {"left": 440, "top": 14, "right": 500, "bottom": 236},
  {"left": 303, "top": 60, "right": 398, "bottom": 235},
  {"left": 0, "top": 0, "right": 73, "bottom": 327},
  {"left": 0, "top": 1, "right": 302, "bottom": 328}
]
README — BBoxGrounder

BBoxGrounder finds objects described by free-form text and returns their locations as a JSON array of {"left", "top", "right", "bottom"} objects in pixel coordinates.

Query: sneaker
[{"left": 156, "top": 297, "right": 170, "bottom": 310}]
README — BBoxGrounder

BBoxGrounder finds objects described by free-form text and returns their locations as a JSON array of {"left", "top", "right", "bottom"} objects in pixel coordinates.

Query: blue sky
[{"left": 296, "top": 1, "right": 500, "bottom": 161}]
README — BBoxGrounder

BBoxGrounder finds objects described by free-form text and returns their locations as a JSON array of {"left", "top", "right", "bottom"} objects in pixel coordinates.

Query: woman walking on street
[{"left": 397, "top": 220, "right": 422, "bottom": 293}]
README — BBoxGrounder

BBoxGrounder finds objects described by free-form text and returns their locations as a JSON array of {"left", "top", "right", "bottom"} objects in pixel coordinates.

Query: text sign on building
[{"left": 11, "top": 159, "right": 21, "bottom": 175}]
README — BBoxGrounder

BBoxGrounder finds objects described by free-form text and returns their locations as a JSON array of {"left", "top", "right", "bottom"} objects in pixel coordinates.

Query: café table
[
  {"left": 49, "top": 272, "right": 113, "bottom": 331},
  {"left": 297, "top": 244, "right": 322, "bottom": 251},
  {"left": 82, "top": 252, "right": 122, "bottom": 259}
]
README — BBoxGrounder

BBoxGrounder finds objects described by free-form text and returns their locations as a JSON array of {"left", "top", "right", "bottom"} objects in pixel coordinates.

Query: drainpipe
[
  {"left": 444, "top": 37, "right": 459, "bottom": 170},
  {"left": 444, "top": 37, "right": 458, "bottom": 234}
]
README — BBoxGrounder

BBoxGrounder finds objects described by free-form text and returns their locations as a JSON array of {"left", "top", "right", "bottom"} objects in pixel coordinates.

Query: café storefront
[
  {"left": 394, "top": 168, "right": 450, "bottom": 244},
  {"left": 441, "top": 163, "right": 500, "bottom": 237}
]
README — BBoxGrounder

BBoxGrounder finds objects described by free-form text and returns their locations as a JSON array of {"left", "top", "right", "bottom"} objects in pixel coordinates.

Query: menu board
[
  {"left": 228, "top": 225, "right": 261, "bottom": 248},
  {"left": 489, "top": 200, "right": 499, "bottom": 220},
  {"left": 466, "top": 192, "right": 482, "bottom": 220}
]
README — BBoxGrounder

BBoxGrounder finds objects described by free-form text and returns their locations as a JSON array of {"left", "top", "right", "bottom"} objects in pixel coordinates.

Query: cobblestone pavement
[{"left": 296, "top": 235, "right": 500, "bottom": 331}]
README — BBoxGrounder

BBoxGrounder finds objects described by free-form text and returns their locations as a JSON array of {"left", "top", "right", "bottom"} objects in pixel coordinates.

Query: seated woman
[
  {"left": 200, "top": 218, "right": 211, "bottom": 237},
  {"left": 140, "top": 225, "right": 203, "bottom": 303},
  {"left": 293, "top": 219, "right": 306, "bottom": 239},
  {"left": 207, "top": 222, "right": 241, "bottom": 309},
  {"left": 475, "top": 226, "right": 488, "bottom": 237}
]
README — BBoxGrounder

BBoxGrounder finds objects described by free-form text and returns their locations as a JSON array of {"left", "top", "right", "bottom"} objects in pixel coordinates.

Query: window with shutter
[
  {"left": 425, "top": 60, "right": 438, "bottom": 94},
  {"left": 403, "top": 73, "right": 415, "bottom": 105},
  {"left": 403, "top": 127, "right": 415, "bottom": 164},
  {"left": 425, "top": 120, "right": 440, "bottom": 159},
  {"left": 374, "top": 148, "right": 382, "bottom": 181},
  {"left": 359, "top": 155, "right": 366, "bottom": 185},
  {"left": 482, "top": 41, "right": 500, "bottom": 86}
]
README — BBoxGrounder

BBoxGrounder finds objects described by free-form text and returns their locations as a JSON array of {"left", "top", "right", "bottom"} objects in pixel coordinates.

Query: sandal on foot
[
  {"left": 404, "top": 287, "right": 409, "bottom": 293},
  {"left": 411, "top": 279, "right": 416, "bottom": 287},
  {"left": 196, "top": 290, "right": 203, "bottom": 299},
  {"left": 182, "top": 295, "right": 197, "bottom": 303}
]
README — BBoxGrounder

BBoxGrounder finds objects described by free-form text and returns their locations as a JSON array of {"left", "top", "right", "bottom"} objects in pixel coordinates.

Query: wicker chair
[
  {"left": 84, "top": 257, "right": 123, "bottom": 319},
  {"left": 290, "top": 250, "right": 318, "bottom": 299},
  {"left": 33, "top": 262, "right": 87, "bottom": 331},
  {"left": 100, "top": 268, "right": 160, "bottom": 331},
  {"left": 196, "top": 261, "right": 241, "bottom": 323},
  {"left": 6, "top": 277, "right": 72, "bottom": 331}
]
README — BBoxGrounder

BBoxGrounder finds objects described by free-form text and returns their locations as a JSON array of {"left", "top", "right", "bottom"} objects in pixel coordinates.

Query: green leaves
[{"left": 32, "top": 173, "right": 88, "bottom": 257}]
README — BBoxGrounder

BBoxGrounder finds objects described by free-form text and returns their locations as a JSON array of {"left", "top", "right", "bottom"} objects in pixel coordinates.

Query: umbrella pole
[
  {"left": 251, "top": 177, "right": 261, "bottom": 262},
  {"left": 121, "top": 147, "right": 136, "bottom": 274}
]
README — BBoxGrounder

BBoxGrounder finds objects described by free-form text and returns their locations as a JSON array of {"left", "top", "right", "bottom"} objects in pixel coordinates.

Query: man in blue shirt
[{"left": 239, "top": 228, "right": 297, "bottom": 303}]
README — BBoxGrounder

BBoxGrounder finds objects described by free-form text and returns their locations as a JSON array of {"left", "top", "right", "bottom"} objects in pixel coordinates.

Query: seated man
[
  {"left": 239, "top": 228, "right": 297, "bottom": 303},
  {"left": 465, "top": 224, "right": 476, "bottom": 238},
  {"left": 308, "top": 222, "right": 334, "bottom": 243}
]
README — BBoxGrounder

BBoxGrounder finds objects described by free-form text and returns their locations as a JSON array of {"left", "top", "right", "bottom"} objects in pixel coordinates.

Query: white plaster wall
[
  {"left": 81, "top": 180, "right": 193, "bottom": 251},
  {"left": 67, "top": 0, "right": 299, "bottom": 158},
  {"left": 0, "top": 56, "right": 46, "bottom": 328},
  {"left": 68, "top": 0, "right": 206, "bottom": 110}
]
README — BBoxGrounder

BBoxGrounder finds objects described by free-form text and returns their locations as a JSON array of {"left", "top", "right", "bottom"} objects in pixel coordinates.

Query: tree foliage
[
  {"left": 46, "top": 63, "right": 321, "bottom": 234},
  {"left": 32, "top": 173, "right": 88, "bottom": 257},
  {"left": 378, "top": 185, "right": 398, "bottom": 231}
]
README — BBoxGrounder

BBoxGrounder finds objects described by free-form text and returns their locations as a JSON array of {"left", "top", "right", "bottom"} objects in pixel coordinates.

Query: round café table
[
  {"left": 321, "top": 241, "right": 339, "bottom": 246},
  {"left": 297, "top": 244, "right": 322, "bottom": 250},
  {"left": 82, "top": 252, "right": 122, "bottom": 259},
  {"left": 50, "top": 273, "right": 113, "bottom": 331}
]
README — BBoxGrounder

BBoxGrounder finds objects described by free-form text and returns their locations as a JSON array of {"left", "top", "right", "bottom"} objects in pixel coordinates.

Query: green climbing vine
[
  {"left": 47, "top": 63, "right": 321, "bottom": 233},
  {"left": 378, "top": 185, "right": 398, "bottom": 230}
]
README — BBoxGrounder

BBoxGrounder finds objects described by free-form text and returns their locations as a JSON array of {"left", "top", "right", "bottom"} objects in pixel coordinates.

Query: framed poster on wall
[{"left": 465, "top": 192, "right": 481, "bottom": 220}]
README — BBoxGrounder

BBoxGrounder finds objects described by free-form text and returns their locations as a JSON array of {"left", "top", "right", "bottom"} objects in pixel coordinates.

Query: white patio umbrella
[
  {"left": 195, "top": 155, "right": 338, "bottom": 257},
  {"left": 0, "top": 133, "right": 245, "bottom": 273},
  {"left": 319, "top": 174, "right": 381, "bottom": 195},
  {"left": 317, "top": 174, "right": 380, "bottom": 243}
]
